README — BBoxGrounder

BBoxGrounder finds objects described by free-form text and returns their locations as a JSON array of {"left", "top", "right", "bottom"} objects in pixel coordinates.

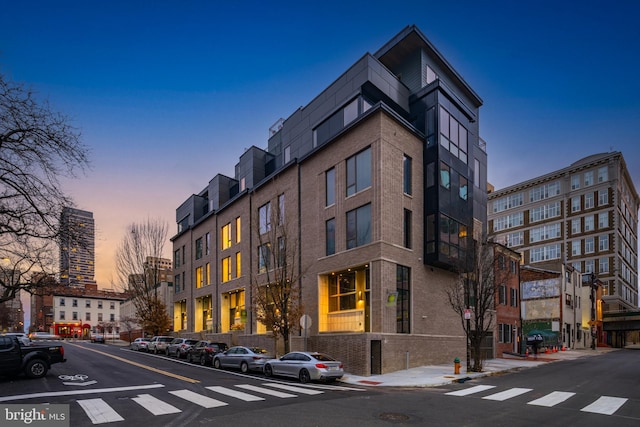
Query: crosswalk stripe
[
  {"left": 581, "top": 396, "right": 628, "bottom": 415},
  {"left": 235, "top": 384, "right": 297, "bottom": 398},
  {"left": 483, "top": 388, "right": 532, "bottom": 401},
  {"left": 528, "top": 391, "right": 576, "bottom": 407},
  {"left": 77, "top": 398, "right": 124, "bottom": 424},
  {"left": 169, "top": 390, "right": 228, "bottom": 408},
  {"left": 262, "top": 383, "right": 325, "bottom": 395},
  {"left": 206, "top": 386, "right": 265, "bottom": 402},
  {"left": 132, "top": 393, "right": 181, "bottom": 415},
  {"left": 445, "top": 385, "right": 496, "bottom": 396}
]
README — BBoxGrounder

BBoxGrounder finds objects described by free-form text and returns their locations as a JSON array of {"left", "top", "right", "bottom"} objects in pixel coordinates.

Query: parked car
[
  {"left": 91, "top": 334, "right": 105, "bottom": 343},
  {"left": 28, "top": 332, "right": 61, "bottom": 341},
  {"left": 147, "top": 336, "right": 174, "bottom": 354},
  {"left": 187, "top": 341, "right": 228, "bottom": 365},
  {"left": 166, "top": 338, "right": 199, "bottom": 358},
  {"left": 212, "top": 346, "right": 273, "bottom": 373},
  {"left": 2, "top": 333, "right": 31, "bottom": 346},
  {"left": 263, "top": 351, "right": 344, "bottom": 383},
  {"left": 130, "top": 338, "right": 150, "bottom": 351}
]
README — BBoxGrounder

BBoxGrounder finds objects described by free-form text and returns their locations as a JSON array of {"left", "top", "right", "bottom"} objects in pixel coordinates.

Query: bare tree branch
[{"left": 115, "top": 217, "right": 171, "bottom": 335}]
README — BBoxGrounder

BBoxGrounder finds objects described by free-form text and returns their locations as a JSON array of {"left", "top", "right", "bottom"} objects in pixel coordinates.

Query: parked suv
[
  {"left": 186, "top": 340, "right": 228, "bottom": 365},
  {"left": 166, "top": 338, "right": 198, "bottom": 358},
  {"left": 147, "top": 336, "right": 174, "bottom": 354}
]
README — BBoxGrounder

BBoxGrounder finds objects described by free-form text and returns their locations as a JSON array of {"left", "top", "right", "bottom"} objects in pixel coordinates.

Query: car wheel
[
  {"left": 264, "top": 364, "right": 273, "bottom": 377},
  {"left": 200, "top": 355, "right": 207, "bottom": 366},
  {"left": 25, "top": 359, "right": 48, "bottom": 379},
  {"left": 299, "top": 369, "right": 311, "bottom": 384},
  {"left": 240, "top": 361, "right": 249, "bottom": 373},
  {"left": 165, "top": 349, "right": 170, "bottom": 356},
  {"left": 187, "top": 353, "right": 192, "bottom": 363},
  {"left": 213, "top": 358, "right": 221, "bottom": 369}
]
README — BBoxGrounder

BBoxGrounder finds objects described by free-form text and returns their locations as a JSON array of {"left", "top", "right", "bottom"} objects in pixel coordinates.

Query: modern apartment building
[
  {"left": 488, "top": 152, "right": 639, "bottom": 334},
  {"left": 172, "top": 26, "right": 488, "bottom": 375},
  {"left": 59, "top": 207, "right": 97, "bottom": 288}
]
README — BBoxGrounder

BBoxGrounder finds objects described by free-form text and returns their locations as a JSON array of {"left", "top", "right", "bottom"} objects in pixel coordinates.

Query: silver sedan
[
  {"left": 263, "top": 351, "right": 344, "bottom": 383},
  {"left": 212, "top": 346, "right": 273, "bottom": 373}
]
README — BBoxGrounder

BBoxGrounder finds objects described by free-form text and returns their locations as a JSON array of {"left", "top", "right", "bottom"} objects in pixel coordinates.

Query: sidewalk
[{"left": 340, "top": 346, "right": 629, "bottom": 387}]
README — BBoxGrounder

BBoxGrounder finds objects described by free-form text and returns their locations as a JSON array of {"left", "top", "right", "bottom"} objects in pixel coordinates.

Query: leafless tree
[
  {"left": 0, "top": 73, "right": 90, "bottom": 300},
  {"left": 115, "top": 218, "right": 171, "bottom": 336},
  {"left": 251, "top": 194, "right": 305, "bottom": 354},
  {"left": 445, "top": 239, "right": 506, "bottom": 372}
]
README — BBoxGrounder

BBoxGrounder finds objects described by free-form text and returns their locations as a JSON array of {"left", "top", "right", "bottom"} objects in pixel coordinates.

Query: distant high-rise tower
[{"left": 59, "top": 207, "right": 97, "bottom": 288}]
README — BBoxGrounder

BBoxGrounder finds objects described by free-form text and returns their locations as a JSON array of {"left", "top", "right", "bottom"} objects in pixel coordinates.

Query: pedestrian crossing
[
  {"left": 445, "top": 385, "right": 629, "bottom": 416},
  {"left": 76, "top": 382, "right": 363, "bottom": 424}
]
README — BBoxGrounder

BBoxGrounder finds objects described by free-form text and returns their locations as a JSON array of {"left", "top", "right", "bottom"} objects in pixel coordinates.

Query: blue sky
[{"left": 2, "top": 0, "right": 639, "bottom": 287}]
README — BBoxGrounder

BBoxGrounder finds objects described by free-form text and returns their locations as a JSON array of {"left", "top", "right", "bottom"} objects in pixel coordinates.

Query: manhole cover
[{"left": 378, "top": 412, "right": 410, "bottom": 422}]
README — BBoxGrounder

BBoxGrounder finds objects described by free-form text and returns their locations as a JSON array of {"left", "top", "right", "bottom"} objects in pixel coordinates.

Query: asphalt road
[{"left": 1, "top": 342, "right": 638, "bottom": 426}]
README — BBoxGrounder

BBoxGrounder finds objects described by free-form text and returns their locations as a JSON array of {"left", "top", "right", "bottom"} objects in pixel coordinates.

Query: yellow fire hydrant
[{"left": 454, "top": 357, "right": 461, "bottom": 375}]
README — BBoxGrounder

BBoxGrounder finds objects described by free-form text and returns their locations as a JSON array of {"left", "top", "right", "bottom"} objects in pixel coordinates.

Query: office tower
[{"left": 59, "top": 207, "right": 97, "bottom": 288}]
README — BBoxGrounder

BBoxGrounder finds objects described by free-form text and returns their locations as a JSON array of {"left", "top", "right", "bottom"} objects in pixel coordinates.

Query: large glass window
[
  {"left": 259, "top": 203, "right": 271, "bottom": 234},
  {"left": 346, "top": 204, "right": 371, "bottom": 249},
  {"left": 598, "top": 166, "right": 608, "bottom": 183},
  {"left": 329, "top": 272, "right": 356, "bottom": 312},
  {"left": 599, "top": 235, "right": 609, "bottom": 251},
  {"left": 278, "top": 193, "right": 285, "bottom": 225},
  {"left": 174, "top": 249, "right": 181, "bottom": 268},
  {"left": 439, "top": 106, "right": 468, "bottom": 164},
  {"left": 326, "top": 168, "right": 336, "bottom": 206},
  {"left": 206, "top": 232, "right": 210, "bottom": 255},
  {"left": 346, "top": 147, "right": 371, "bottom": 196},
  {"left": 326, "top": 218, "right": 336, "bottom": 256},
  {"left": 440, "top": 162, "right": 450, "bottom": 190},
  {"left": 397, "top": 265, "right": 410, "bottom": 333}
]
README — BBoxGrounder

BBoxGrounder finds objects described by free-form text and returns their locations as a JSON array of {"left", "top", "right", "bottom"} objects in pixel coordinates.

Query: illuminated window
[
  {"left": 195, "top": 266, "right": 203, "bottom": 288},
  {"left": 206, "top": 263, "right": 211, "bottom": 285},
  {"left": 235, "top": 217, "right": 241, "bottom": 243},
  {"left": 236, "top": 252, "right": 241, "bottom": 278},
  {"left": 222, "top": 223, "right": 232, "bottom": 250},
  {"left": 222, "top": 257, "right": 231, "bottom": 282}
]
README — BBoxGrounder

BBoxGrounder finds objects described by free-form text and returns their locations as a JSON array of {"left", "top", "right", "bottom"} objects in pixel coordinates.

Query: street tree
[
  {"left": 445, "top": 239, "right": 508, "bottom": 372},
  {"left": 251, "top": 195, "right": 305, "bottom": 355},
  {"left": 0, "top": 72, "right": 89, "bottom": 301},
  {"left": 115, "top": 218, "right": 171, "bottom": 336}
]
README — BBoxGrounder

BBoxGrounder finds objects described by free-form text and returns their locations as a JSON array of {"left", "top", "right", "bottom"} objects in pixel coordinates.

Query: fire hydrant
[{"left": 454, "top": 357, "right": 461, "bottom": 375}]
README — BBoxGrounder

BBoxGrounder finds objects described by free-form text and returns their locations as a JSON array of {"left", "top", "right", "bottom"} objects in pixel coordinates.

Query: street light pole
[{"left": 590, "top": 273, "right": 597, "bottom": 350}]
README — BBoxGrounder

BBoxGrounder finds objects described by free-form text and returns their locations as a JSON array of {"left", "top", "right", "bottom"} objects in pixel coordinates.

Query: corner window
[{"left": 440, "top": 162, "right": 450, "bottom": 190}]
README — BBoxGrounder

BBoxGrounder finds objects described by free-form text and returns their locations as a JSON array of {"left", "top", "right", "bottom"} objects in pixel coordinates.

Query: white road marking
[
  {"left": 262, "top": 383, "right": 325, "bottom": 395},
  {"left": 77, "top": 398, "right": 124, "bottom": 424},
  {"left": 445, "top": 385, "right": 496, "bottom": 396},
  {"left": 483, "top": 388, "right": 532, "bottom": 401},
  {"left": 0, "top": 384, "right": 165, "bottom": 402},
  {"left": 131, "top": 393, "right": 181, "bottom": 415},
  {"left": 235, "top": 384, "right": 297, "bottom": 398},
  {"left": 581, "top": 396, "right": 628, "bottom": 415},
  {"left": 528, "top": 391, "right": 576, "bottom": 407},
  {"left": 169, "top": 389, "right": 228, "bottom": 408},
  {"left": 205, "top": 386, "right": 265, "bottom": 402}
]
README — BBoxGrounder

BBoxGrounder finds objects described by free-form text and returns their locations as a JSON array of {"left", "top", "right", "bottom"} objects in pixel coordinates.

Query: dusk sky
[{"left": 2, "top": 1, "right": 639, "bottom": 288}]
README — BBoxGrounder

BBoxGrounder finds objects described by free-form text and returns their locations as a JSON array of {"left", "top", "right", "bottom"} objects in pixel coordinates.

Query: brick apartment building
[{"left": 171, "top": 26, "right": 488, "bottom": 376}]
